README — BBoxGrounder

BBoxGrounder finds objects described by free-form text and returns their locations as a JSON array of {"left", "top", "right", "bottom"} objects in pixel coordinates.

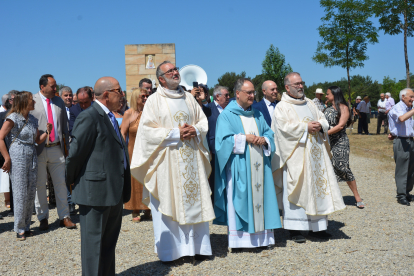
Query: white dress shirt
[
  {"left": 214, "top": 101, "right": 224, "bottom": 114},
  {"left": 39, "top": 92, "right": 60, "bottom": 141},
  {"left": 377, "top": 99, "right": 387, "bottom": 113},
  {"left": 66, "top": 106, "right": 70, "bottom": 119},
  {"left": 263, "top": 98, "right": 276, "bottom": 118}
]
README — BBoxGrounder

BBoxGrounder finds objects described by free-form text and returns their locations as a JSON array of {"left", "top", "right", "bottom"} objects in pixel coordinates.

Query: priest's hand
[
  {"left": 256, "top": 137, "right": 267, "bottom": 146},
  {"left": 180, "top": 123, "right": 197, "bottom": 140},
  {"left": 246, "top": 134, "right": 263, "bottom": 146},
  {"left": 308, "top": 121, "right": 321, "bottom": 134}
]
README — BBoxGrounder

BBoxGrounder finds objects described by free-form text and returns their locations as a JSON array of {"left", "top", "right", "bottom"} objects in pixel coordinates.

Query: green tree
[
  {"left": 313, "top": 0, "right": 379, "bottom": 100},
  {"left": 217, "top": 71, "right": 247, "bottom": 97},
  {"left": 252, "top": 74, "right": 264, "bottom": 101},
  {"left": 371, "top": 0, "right": 414, "bottom": 88},
  {"left": 261, "top": 44, "right": 292, "bottom": 99}
]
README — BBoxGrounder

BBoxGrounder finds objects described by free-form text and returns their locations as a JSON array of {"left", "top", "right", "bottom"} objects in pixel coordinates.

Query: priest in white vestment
[
  {"left": 271, "top": 72, "right": 345, "bottom": 243},
  {"left": 214, "top": 78, "right": 281, "bottom": 250},
  {"left": 130, "top": 61, "right": 215, "bottom": 261}
]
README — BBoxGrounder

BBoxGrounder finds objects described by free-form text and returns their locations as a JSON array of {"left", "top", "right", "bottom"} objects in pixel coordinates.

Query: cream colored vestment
[
  {"left": 272, "top": 93, "right": 345, "bottom": 216},
  {"left": 130, "top": 85, "right": 215, "bottom": 225}
]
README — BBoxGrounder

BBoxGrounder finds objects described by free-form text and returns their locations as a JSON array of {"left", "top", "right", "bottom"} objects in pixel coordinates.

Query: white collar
[
  {"left": 214, "top": 100, "right": 224, "bottom": 109},
  {"left": 95, "top": 100, "right": 110, "bottom": 114}
]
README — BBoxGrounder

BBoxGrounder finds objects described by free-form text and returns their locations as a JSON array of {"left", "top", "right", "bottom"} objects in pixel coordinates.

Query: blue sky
[{"left": 0, "top": 0, "right": 412, "bottom": 98}]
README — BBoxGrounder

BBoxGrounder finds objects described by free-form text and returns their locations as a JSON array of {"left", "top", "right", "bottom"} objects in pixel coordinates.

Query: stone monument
[{"left": 125, "top": 43, "right": 175, "bottom": 100}]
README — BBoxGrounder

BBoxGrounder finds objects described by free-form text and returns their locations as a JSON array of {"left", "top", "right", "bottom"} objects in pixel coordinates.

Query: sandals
[
  {"left": 356, "top": 201, "right": 365, "bottom": 209},
  {"left": 24, "top": 230, "right": 34, "bottom": 237},
  {"left": 132, "top": 212, "right": 141, "bottom": 223},
  {"left": 16, "top": 233, "right": 26, "bottom": 241}
]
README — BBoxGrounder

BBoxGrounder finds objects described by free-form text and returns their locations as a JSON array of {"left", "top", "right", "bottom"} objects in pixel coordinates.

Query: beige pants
[{"left": 35, "top": 146, "right": 69, "bottom": 221}]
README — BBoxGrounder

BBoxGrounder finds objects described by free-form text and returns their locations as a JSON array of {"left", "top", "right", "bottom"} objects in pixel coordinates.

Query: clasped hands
[
  {"left": 245, "top": 134, "right": 267, "bottom": 147},
  {"left": 179, "top": 123, "right": 196, "bottom": 140},
  {"left": 308, "top": 121, "right": 322, "bottom": 134}
]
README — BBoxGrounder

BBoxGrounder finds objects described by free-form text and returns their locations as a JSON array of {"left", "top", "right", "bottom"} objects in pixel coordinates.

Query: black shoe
[
  {"left": 69, "top": 203, "right": 76, "bottom": 215},
  {"left": 194, "top": 254, "right": 211, "bottom": 261},
  {"left": 7, "top": 211, "right": 13, "bottom": 217},
  {"left": 398, "top": 198, "right": 410, "bottom": 206},
  {"left": 308, "top": 231, "right": 332, "bottom": 240},
  {"left": 406, "top": 194, "right": 413, "bottom": 202},
  {"left": 289, "top": 230, "right": 306, "bottom": 243},
  {"left": 0, "top": 214, "right": 3, "bottom": 220}
]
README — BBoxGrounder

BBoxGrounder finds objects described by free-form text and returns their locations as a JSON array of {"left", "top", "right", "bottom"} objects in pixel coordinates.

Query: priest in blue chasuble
[{"left": 214, "top": 78, "right": 281, "bottom": 249}]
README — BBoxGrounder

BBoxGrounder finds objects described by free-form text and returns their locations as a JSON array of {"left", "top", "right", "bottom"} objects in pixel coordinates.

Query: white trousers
[
  {"left": 149, "top": 194, "right": 211, "bottom": 262},
  {"left": 35, "top": 146, "right": 69, "bottom": 221},
  {"left": 282, "top": 166, "right": 328, "bottom": 232}
]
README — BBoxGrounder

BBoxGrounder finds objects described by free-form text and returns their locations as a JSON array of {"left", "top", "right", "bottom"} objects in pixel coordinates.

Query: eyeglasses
[
  {"left": 107, "top": 88, "right": 122, "bottom": 95},
  {"left": 141, "top": 94, "right": 149, "bottom": 99},
  {"left": 9, "top": 98, "right": 14, "bottom": 102},
  {"left": 159, "top": 67, "right": 179, "bottom": 76},
  {"left": 220, "top": 93, "right": 230, "bottom": 98},
  {"left": 239, "top": 90, "right": 256, "bottom": 96},
  {"left": 287, "top": 81, "right": 305, "bottom": 87}
]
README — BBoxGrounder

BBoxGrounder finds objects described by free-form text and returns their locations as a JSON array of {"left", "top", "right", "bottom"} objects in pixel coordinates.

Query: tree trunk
[
  {"left": 404, "top": 0, "right": 410, "bottom": 88},
  {"left": 346, "top": 41, "right": 351, "bottom": 100}
]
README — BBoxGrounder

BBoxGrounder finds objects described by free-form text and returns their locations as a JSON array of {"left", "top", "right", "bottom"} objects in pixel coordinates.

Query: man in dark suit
[
  {"left": 252, "top": 80, "right": 279, "bottom": 127},
  {"left": 68, "top": 87, "right": 93, "bottom": 135},
  {"left": 207, "top": 85, "right": 230, "bottom": 199},
  {"left": 66, "top": 76, "right": 131, "bottom": 276}
]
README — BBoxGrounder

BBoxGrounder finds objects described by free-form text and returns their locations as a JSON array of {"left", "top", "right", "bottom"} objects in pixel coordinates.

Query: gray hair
[
  {"left": 156, "top": 60, "right": 173, "bottom": 81},
  {"left": 386, "top": 92, "right": 391, "bottom": 97},
  {"left": 284, "top": 72, "right": 301, "bottom": 85},
  {"left": 380, "top": 93, "right": 385, "bottom": 96},
  {"left": 213, "top": 85, "right": 229, "bottom": 98},
  {"left": 2, "top": 94, "right": 9, "bottom": 106},
  {"left": 8, "top": 90, "right": 18, "bottom": 97},
  {"left": 59, "top": 86, "right": 72, "bottom": 97},
  {"left": 234, "top": 78, "right": 252, "bottom": 93},
  {"left": 399, "top": 88, "right": 414, "bottom": 100}
]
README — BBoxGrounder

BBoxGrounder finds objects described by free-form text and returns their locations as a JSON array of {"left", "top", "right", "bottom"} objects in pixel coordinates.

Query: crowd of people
[{"left": 0, "top": 61, "right": 413, "bottom": 276}]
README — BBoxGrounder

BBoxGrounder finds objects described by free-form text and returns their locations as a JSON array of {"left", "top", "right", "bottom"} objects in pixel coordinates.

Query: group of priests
[{"left": 130, "top": 61, "right": 346, "bottom": 262}]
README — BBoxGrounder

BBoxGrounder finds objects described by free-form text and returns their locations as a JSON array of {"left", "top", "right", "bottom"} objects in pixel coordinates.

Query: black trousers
[
  {"left": 358, "top": 113, "right": 369, "bottom": 134},
  {"left": 79, "top": 198, "right": 123, "bottom": 276},
  {"left": 209, "top": 153, "right": 215, "bottom": 203},
  {"left": 377, "top": 112, "right": 388, "bottom": 134},
  {"left": 393, "top": 138, "right": 414, "bottom": 199}
]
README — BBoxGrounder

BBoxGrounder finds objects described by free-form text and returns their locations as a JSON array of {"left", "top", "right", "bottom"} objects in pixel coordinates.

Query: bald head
[
  {"left": 262, "top": 80, "right": 278, "bottom": 102},
  {"left": 94, "top": 77, "right": 118, "bottom": 98}
]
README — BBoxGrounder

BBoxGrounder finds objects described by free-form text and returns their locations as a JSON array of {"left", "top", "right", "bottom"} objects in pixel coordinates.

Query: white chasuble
[
  {"left": 239, "top": 115, "right": 264, "bottom": 232},
  {"left": 164, "top": 96, "right": 203, "bottom": 224},
  {"left": 271, "top": 93, "right": 345, "bottom": 227}
]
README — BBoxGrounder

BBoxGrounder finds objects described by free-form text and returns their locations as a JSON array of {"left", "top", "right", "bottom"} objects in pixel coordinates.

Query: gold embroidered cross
[
  {"left": 255, "top": 183, "right": 261, "bottom": 192},
  {"left": 255, "top": 204, "right": 261, "bottom": 213},
  {"left": 254, "top": 162, "right": 261, "bottom": 171}
]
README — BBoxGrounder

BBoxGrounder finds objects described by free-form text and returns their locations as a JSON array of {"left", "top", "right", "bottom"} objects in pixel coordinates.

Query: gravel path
[{"left": 1, "top": 153, "right": 412, "bottom": 275}]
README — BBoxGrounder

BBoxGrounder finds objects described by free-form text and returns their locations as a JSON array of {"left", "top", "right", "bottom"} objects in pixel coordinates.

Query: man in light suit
[
  {"left": 207, "top": 85, "right": 230, "bottom": 200},
  {"left": 66, "top": 76, "right": 131, "bottom": 276},
  {"left": 31, "top": 74, "right": 75, "bottom": 230},
  {"left": 252, "top": 80, "right": 279, "bottom": 127}
]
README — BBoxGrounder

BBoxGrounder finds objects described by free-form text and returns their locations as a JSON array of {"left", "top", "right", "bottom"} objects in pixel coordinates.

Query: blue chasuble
[{"left": 213, "top": 100, "right": 281, "bottom": 233}]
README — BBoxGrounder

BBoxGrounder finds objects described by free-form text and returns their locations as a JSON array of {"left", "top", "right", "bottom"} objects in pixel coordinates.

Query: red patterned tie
[{"left": 46, "top": 98, "right": 55, "bottom": 142}]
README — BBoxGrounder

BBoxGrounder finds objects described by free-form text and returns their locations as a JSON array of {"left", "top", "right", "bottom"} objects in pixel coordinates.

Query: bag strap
[{"left": 9, "top": 121, "right": 28, "bottom": 148}]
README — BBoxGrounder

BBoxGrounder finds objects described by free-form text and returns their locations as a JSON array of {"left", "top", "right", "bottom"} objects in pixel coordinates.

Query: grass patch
[{"left": 346, "top": 118, "right": 394, "bottom": 162}]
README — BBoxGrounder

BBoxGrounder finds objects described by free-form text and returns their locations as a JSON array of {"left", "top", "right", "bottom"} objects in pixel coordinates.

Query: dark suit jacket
[
  {"left": 68, "top": 104, "right": 84, "bottom": 135},
  {"left": 252, "top": 99, "right": 278, "bottom": 127},
  {"left": 30, "top": 93, "right": 69, "bottom": 156},
  {"left": 66, "top": 102, "right": 131, "bottom": 206},
  {"left": 206, "top": 102, "right": 221, "bottom": 154}
]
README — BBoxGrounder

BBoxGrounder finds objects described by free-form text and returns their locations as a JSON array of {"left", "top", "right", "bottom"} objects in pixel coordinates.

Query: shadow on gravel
[
  {"left": 118, "top": 260, "right": 172, "bottom": 276},
  {"left": 327, "top": 220, "right": 350, "bottom": 240},
  {"left": 343, "top": 195, "right": 358, "bottom": 207},
  {"left": 0, "top": 221, "right": 14, "bottom": 234}
]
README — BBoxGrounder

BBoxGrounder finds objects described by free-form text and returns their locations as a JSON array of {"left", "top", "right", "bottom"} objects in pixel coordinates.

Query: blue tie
[
  {"left": 108, "top": 112, "right": 127, "bottom": 169},
  {"left": 270, "top": 102, "right": 276, "bottom": 107}
]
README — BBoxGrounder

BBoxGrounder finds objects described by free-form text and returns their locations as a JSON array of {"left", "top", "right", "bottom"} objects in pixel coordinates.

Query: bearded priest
[
  {"left": 130, "top": 61, "right": 215, "bottom": 262},
  {"left": 271, "top": 72, "right": 346, "bottom": 243},
  {"left": 214, "top": 78, "right": 281, "bottom": 250}
]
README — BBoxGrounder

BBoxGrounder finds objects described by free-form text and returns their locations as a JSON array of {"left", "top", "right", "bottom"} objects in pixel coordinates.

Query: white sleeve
[
  {"left": 299, "top": 128, "right": 308, "bottom": 144},
  {"left": 233, "top": 134, "right": 246, "bottom": 154},
  {"left": 262, "top": 137, "right": 271, "bottom": 156},
  {"left": 194, "top": 127, "right": 201, "bottom": 144},
  {"left": 160, "top": 128, "right": 180, "bottom": 147}
]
